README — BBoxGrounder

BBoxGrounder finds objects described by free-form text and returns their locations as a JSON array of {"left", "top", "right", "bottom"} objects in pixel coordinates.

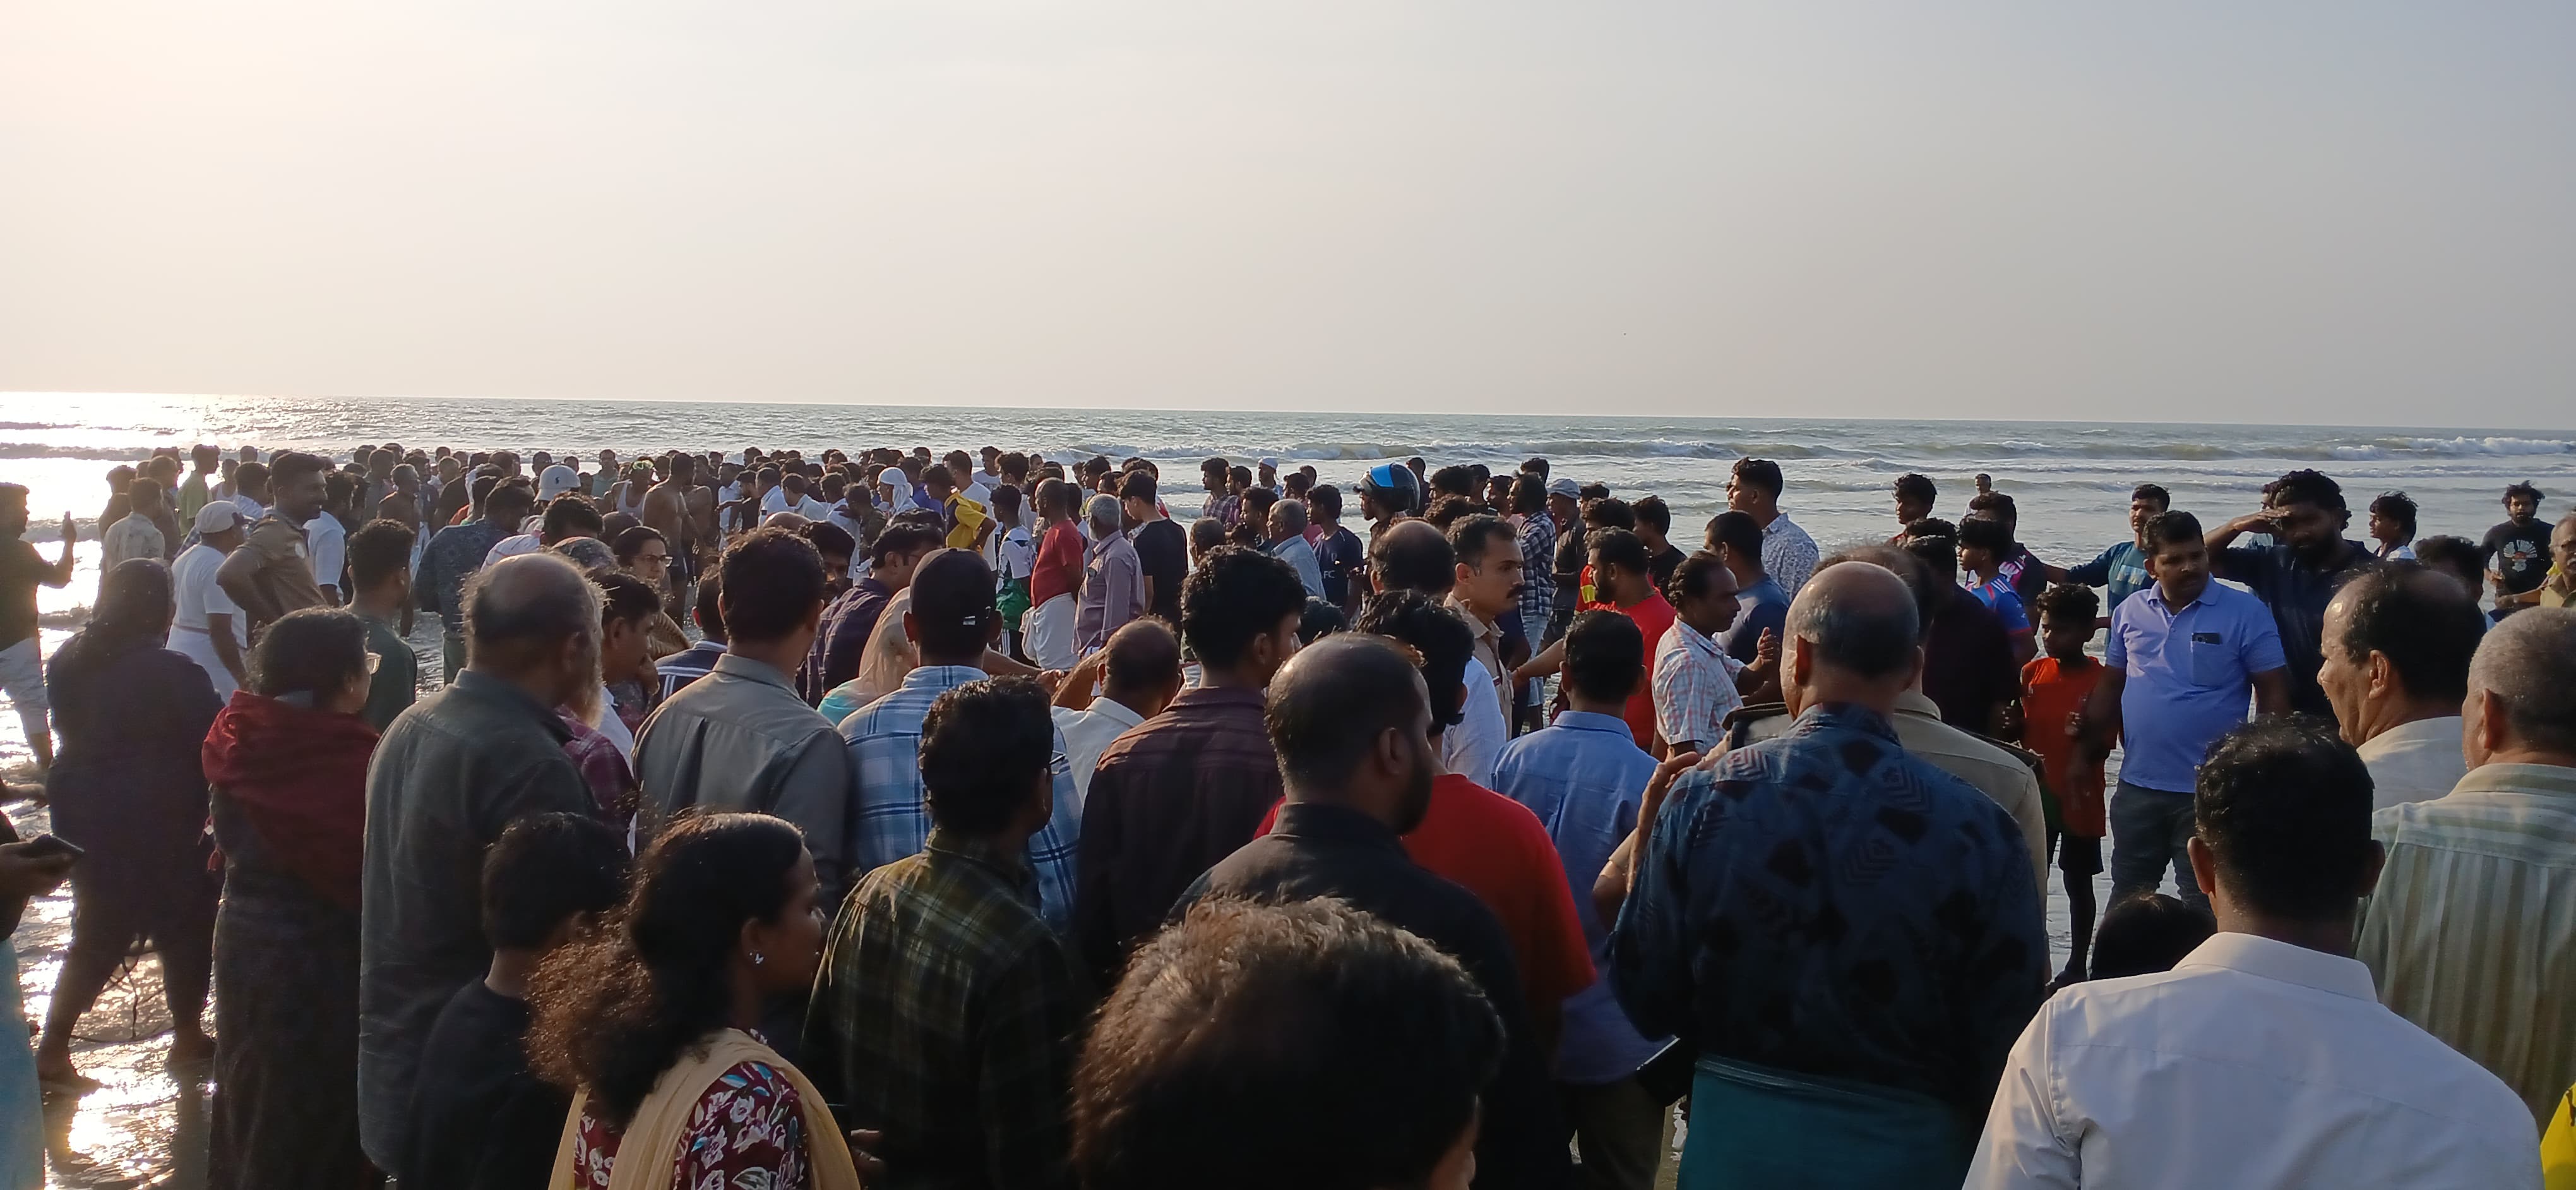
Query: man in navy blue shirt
[
  {"left": 1606, "top": 560, "right": 2045, "bottom": 1187},
  {"left": 1705, "top": 510, "right": 1786, "bottom": 668},
  {"left": 2205, "top": 469, "right": 2376, "bottom": 721},
  {"left": 2082, "top": 510, "right": 2292, "bottom": 911}
]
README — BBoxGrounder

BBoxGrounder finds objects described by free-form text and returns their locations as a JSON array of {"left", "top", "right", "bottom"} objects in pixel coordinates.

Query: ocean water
[{"left": 8, "top": 392, "right": 2571, "bottom": 558}]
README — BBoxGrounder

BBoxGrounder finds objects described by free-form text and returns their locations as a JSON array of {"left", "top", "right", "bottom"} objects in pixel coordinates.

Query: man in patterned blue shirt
[
  {"left": 842, "top": 548, "right": 1082, "bottom": 932},
  {"left": 1606, "top": 560, "right": 2046, "bottom": 1189}
]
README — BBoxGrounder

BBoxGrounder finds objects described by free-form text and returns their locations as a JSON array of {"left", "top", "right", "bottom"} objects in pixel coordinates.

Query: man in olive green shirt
[{"left": 347, "top": 519, "right": 419, "bottom": 731}]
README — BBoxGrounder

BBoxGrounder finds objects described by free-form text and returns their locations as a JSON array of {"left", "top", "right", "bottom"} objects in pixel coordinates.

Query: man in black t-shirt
[
  {"left": 402, "top": 814, "right": 628, "bottom": 1190},
  {"left": 0, "top": 486, "right": 76, "bottom": 772},
  {"left": 1122, "top": 472, "right": 1188, "bottom": 625},
  {"left": 2483, "top": 482, "right": 2553, "bottom": 612}
]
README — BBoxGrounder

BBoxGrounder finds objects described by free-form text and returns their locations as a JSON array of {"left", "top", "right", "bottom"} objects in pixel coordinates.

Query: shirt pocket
[{"left": 2186, "top": 634, "right": 2235, "bottom": 688}]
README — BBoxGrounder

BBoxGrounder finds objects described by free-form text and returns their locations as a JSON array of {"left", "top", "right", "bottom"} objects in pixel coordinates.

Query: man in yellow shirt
[{"left": 924, "top": 466, "right": 991, "bottom": 552}]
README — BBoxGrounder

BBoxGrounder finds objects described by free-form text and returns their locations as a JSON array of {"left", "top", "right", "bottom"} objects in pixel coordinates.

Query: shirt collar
[
  {"left": 1669, "top": 620, "right": 1721, "bottom": 657},
  {"left": 1083, "top": 698, "right": 1147, "bottom": 730},
  {"left": 924, "top": 828, "right": 1037, "bottom": 891},
  {"left": 1787, "top": 702, "right": 1902, "bottom": 743},
  {"left": 2173, "top": 932, "right": 2378, "bottom": 1002},
  {"left": 900, "top": 664, "right": 985, "bottom": 694},
  {"left": 2355, "top": 716, "right": 2462, "bottom": 759},
  {"left": 1270, "top": 801, "right": 1405, "bottom": 852},
  {"left": 711, "top": 652, "right": 796, "bottom": 690},
  {"left": 1892, "top": 689, "right": 1945, "bottom": 723},
  {"left": 450, "top": 669, "right": 574, "bottom": 738},
  {"left": 1171, "top": 685, "right": 1267, "bottom": 711},
  {"left": 1549, "top": 709, "right": 1633, "bottom": 737},
  {"left": 1445, "top": 595, "right": 1500, "bottom": 640},
  {"left": 2448, "top": 761, "right": 2576, "bottom": 799}
]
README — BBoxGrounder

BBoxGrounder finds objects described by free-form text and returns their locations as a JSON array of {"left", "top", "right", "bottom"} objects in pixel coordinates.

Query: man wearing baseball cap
[
  {"left": 1546, "top": 477, "right": 1585, "bottom": 643},
  {"left": 536, "top": 462, "right": 581, "bottom": 503},
  {"left": 171, "top": 500, "right": 253, "bottom": 696}
]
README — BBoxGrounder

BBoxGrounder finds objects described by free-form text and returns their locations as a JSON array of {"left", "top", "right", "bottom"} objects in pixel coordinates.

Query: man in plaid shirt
[
  {"left": 1652, "top": 552, "right": 1748, "bottom": 756},
  {"left": 840, "top": 549, "right": 1082, "bottom": 931},
  {"left": 806, "top": 675, "right": 1086, "bottom": 1190}
]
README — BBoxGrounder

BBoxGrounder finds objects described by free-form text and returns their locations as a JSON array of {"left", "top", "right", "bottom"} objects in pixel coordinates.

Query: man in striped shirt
[{"left": 2356, "top": 605, "right": 2576, "bottom": 1127}]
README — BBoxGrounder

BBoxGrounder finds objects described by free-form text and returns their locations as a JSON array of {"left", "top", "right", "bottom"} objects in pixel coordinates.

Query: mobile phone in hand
[{"left": 18, "top": 834, "right": 83, "bottom": 863}]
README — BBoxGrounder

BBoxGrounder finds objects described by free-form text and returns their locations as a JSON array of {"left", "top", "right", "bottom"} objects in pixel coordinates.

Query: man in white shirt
[
  {"left": 1652, "top": 551, "right": 1743, "bottom": 755},
  {"left": 485, "top": 495, "right": 605, "bottom": 568},
  {"left": 945, "top": 450, "right": 993, "bottom": 511},
  {"left": 170, "top": 502, "right": 252, "bottom": 697},
  {"left": 2317, "top": 567, "right": 2481, "bottom": 809},
  {"left": 1051, "top": 620, "right": 1184, "bottom": 811},
  {"left": 1965, "top": 716, "right": 2539, "bottom": 1190},
  {"left": 1725, "top": 457, "right": 1816, "bottom": 597},
  {"left": 229, "top": 460, "right": 271, "bottom": 522}
]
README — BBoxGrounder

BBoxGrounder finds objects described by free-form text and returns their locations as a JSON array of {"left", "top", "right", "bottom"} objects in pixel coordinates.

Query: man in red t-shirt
[
  {"left": 1260, "top": 589, "right": 1595, "bottom": 1049},
  {"left": 1585, "top": 529, "right": 1676, "bottom": 752},
  {"left": 2020, "top": 583, "right": 2108, "bottom": 984},
  {"left": 1023, "top": 479, "right": 1087, "bottom": 668}
]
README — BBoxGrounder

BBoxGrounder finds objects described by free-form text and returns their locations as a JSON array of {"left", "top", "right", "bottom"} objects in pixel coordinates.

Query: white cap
[
  {"left": 1547, "top": 478, "right": 1581, "bottom": 500},
  {"left": 193, "top": 502, "right": 244, "bottom": 533},
  {"left": 1258, "top": 457, "right": 1279, "bottom": 469},
  {"left": 875, "top": 466, "right": 907, "bottom": 488},
  {"left": 538, "top": 464, "right": 581, "bottom": 500}
]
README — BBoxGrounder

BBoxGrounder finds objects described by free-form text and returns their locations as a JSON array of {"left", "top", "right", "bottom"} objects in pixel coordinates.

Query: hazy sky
[{"left": 5, "top": 2, "right": 2571, "bottom": 424}]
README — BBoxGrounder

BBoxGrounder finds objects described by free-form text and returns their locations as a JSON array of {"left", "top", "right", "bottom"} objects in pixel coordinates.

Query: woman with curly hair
[{"left": 530, "top": 813, "right": 861, "bottom": 1189}]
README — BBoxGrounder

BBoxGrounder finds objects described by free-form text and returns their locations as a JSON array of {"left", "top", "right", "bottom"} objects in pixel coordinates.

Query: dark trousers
[{"left": 2107, "top": 779, "right": 2207, "bottom": 911}]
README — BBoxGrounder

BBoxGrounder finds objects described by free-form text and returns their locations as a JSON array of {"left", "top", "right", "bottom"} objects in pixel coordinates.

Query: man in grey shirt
[
  {"left": 1076, "top": 493, "right": 1145, "bottom": 657},
  {"left": 635, "top": 527, "right": 854, "bottom": 898},
  {"left": 357, "top": 553, "right": 600, "bottom": 1174}
]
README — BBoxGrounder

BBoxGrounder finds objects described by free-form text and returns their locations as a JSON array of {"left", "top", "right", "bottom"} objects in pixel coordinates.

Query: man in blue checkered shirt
[{"left": 841, "top": 548, "right": 1082, "bottom": 930}]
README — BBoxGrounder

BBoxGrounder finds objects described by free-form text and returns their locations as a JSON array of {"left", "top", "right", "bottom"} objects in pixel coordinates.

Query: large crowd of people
[{"left": 0, "top": 440, "right": 2573, "bottom": 1188}]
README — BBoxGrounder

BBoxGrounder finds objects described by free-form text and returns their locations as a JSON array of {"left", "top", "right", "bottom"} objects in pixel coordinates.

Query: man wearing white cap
[
  {"left": 536, "top": 462, "right": 581, "bottom": 503},
  {"left": 1256, "top": 458, "right": 1282, "bottom": 495},
  {"left": 172, "top": 501, "right": 253, "bottom": 696}
]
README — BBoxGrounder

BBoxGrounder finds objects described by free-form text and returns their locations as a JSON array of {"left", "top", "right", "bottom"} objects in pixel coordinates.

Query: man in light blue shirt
[
  {"left": 1265, "top": 498, "right": 1327, "bottom": 598},
  {"left": 2049, "top": 482, "right": 2168, "bottom": 620},
  {"left": 2082, "top": 511, "right": 2290, "bottom": 911},
  {"left": 842, "top": 550, "right": 1081, "bottom": 932},
  {"left": 1491, "top": 609, "right": 1670, "bottom": 1189}
]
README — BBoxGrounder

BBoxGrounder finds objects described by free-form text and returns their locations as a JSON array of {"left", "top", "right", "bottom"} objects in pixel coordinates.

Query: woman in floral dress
[{"left": 530, "top": 813, "right": 863, "bottom": 1190}]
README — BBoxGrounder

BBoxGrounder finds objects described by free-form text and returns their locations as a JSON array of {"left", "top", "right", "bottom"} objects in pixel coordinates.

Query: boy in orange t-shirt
[{"left": 2021, "top": 584, "right": 2108, "bottom": 983}]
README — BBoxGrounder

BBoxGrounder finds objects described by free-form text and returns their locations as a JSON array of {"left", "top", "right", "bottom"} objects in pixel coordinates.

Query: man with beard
[
  {"left": 1178, "top": 634, "right": 1571, "bottom": 1190},
  {"left": 2205, "top": 469, "right": 2377, "bottom": 721}
]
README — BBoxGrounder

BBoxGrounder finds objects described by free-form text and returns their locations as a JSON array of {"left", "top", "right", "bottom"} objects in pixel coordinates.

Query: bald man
[
  {"left": 1051, "top": 619, "right": 1184, "bottom": 807},
  {"left": 1605, "top": 562, "right": 2046, "bottom": 1187},
  {"left": 1178, "top": 634, "right": 1571, "bottom": 1190},
  {"left": 2358, "top": 606, "right": 2576, "bottom": 1126},
  {"left": 357, "top": 553, "right": 600, "bottom": 1175}
]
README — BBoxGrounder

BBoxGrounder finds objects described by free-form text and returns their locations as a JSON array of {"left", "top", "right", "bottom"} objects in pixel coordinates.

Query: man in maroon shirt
[{"left": 1072, "top": 546, "right": 1311, "bottom": 982}]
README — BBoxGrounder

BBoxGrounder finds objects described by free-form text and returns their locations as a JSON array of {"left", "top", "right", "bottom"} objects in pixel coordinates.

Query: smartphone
[{"left": 18, "top": 834, "right": 83, "bottom": 863}]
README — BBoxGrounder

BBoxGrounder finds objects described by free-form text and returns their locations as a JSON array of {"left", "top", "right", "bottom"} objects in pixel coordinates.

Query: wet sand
[{"left": 6, "top": 787, "right": 206, "bottom": 1190}]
